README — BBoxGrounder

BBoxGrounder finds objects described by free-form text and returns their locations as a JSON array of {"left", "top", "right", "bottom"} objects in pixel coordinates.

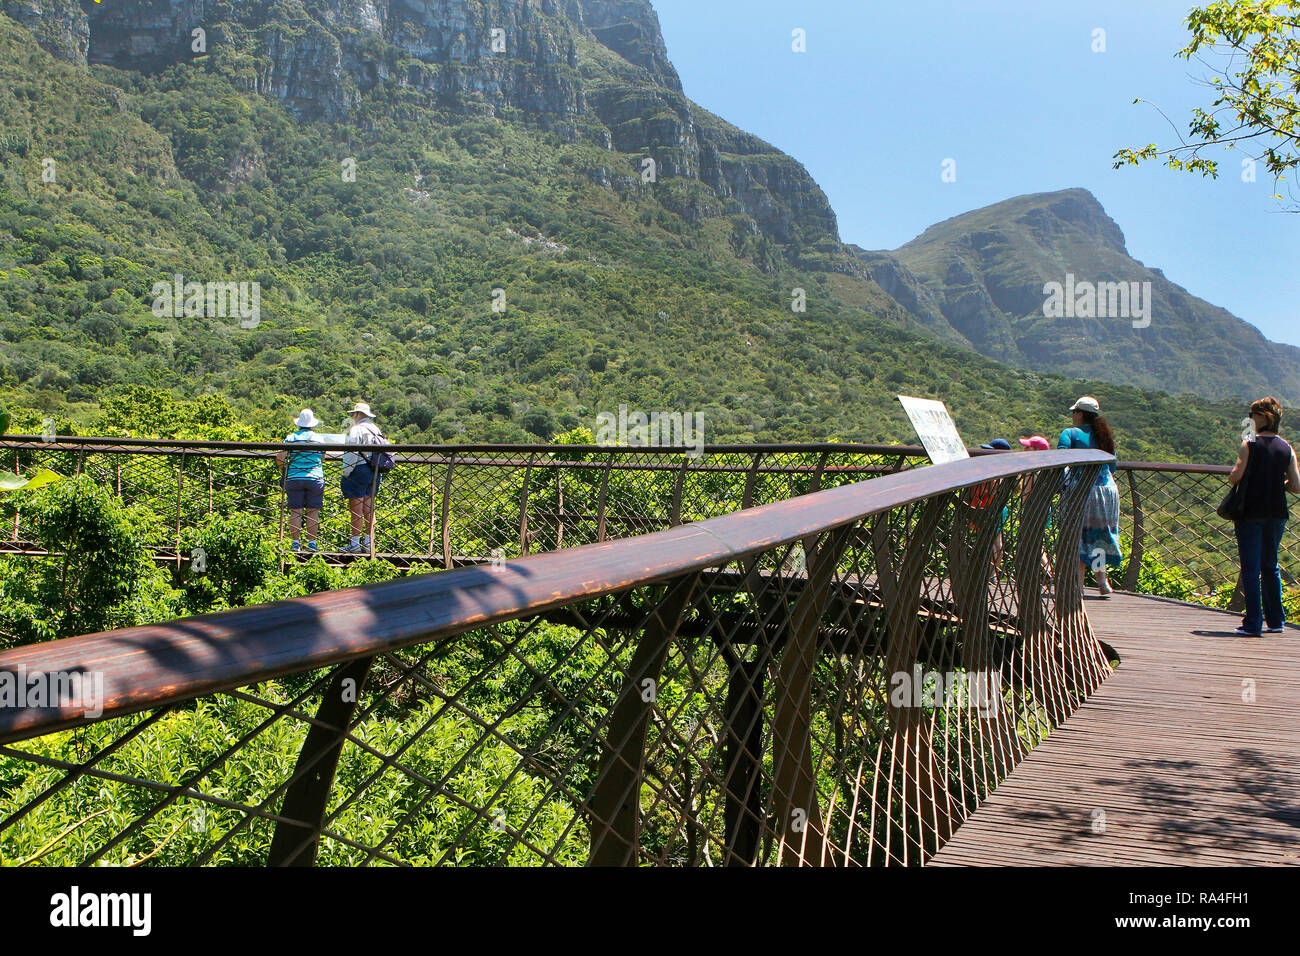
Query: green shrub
[
  {"left": 1132, "top": 550, "right": 1199, "bottom": 602},
  {"left": 182, "top": 512, "right": 280, "bottom": 612},
  {"left": 0, "top": 477, "right": 175, "bottom": 647}
]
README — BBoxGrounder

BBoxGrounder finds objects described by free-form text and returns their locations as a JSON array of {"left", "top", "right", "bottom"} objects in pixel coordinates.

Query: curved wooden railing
[{"left": 0, "top": 450, "right": 1113, "bottom": 866}]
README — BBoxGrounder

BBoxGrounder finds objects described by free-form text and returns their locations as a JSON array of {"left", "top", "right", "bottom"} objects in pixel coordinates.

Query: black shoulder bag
[{"left": 1217, "top": 440, "right": 1253, "bottom": 521}]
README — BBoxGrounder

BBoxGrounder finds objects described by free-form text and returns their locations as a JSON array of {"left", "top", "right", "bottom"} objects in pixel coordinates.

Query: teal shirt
[
  {"left": 1058, "top": 426, "right": 1117, "bottom": 478},
  {"left": 284, "top": 429, "right": 325, "bottom": 481}
]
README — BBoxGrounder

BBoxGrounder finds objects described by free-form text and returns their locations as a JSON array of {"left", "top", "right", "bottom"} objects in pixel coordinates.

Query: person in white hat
[
  {"left": 276, "top": 409, "right": 326, "bottom": 552},
  {"left": 341, "top": 402, "right": 385, "bottom": 553},
  {"left": 1059, "top": 396, "right": 1123, "bottom": 597}
]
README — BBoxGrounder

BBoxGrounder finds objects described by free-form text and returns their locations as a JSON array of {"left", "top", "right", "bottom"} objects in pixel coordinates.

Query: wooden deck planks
[{"left": 930, "top": 592, "right": 1300, "bottom": 866}]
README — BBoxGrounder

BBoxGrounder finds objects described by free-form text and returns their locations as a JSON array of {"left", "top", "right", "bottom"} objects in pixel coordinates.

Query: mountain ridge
[{"left": 852, "top": 188, "right": 1300, "bottom": 402}]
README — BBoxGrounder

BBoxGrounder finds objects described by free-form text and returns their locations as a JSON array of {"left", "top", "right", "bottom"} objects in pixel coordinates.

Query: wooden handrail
[
  {"left": 0, "top": 450, "right": 1113, "bottom": 745},
  {"left": 0, "top": 435, "right": 1232, "bottom": 474}
]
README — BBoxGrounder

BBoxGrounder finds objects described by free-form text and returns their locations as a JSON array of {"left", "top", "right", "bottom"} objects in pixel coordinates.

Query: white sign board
[{"left": 898, "top": 395, "right": 969, "bottom": 465}]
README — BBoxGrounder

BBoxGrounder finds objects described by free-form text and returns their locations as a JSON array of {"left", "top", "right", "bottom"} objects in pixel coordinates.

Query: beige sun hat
[
  {"left": 346, "top": 402, "right": 376, "bottom": 420},
  {"left": 1070, "top": 396, "right": 1101, "bottom": 415}
]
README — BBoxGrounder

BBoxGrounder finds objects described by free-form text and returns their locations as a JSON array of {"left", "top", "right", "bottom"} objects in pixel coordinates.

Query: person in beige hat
[
  {"left": 341, "top": 402, "right": 385, "bottom": 553},
  {"left": 1059, "top": 396, "right": 1122, "bottom": 596}
]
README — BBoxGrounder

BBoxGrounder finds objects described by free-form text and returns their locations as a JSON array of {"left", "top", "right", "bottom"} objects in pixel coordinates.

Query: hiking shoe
[
  {"left": 1235, "top": 626, "right": 1262, "bottom": 637},
  {"left": 307, "top": 541, "right": 319, "bottom": 553},
  {"left": 290, "top": 541, "right": 301, "bottom": 552},
  {"left": 1265, "top": 625, "right": 1285, "bottom": 634},
  {"left": 341, "top": 542, "right": 365, "bottom": 554}
]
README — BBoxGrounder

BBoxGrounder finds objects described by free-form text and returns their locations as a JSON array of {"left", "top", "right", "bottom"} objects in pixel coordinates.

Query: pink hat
[{"left": 1019, "top": 435, "right": 1050, "bottom": 451}]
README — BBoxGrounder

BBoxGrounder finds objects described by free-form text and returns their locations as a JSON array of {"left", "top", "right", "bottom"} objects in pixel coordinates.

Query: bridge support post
[
  {"left": 1052, "top": 465, "right": 1113, "bottom": 709},
  {"left": 1122, "top": 470, "right": 1145, "bottom": 591},
  {"left": 952, "top": 477, "right": 1018, "bottom": 796},
  {"left": 770, "top": 523, "right": 853, "bottom": 866},
  {"left": 587, "top": 573, "right": 700, "bottom": 866},
  {"left": 518, "top": 453, "right": 535, "bottom": 556},
  {"left": 269, "top": 655, "right": 375, "bottom": 866},
  {"left": 721, "top": 653, "right": 766, "bottom": 866},
  {"left": 872, "top": 495, "right": 951, "bottom": 863},
  {"left": 441, "top": 454, "right": 456, "bottom": 569}
]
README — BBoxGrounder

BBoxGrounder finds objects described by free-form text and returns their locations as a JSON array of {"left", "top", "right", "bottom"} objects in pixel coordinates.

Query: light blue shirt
[
  {"left": 1058, "top": 426, "right": 1117, "bottom": 479},
  {"left": 283, "top": 429, "right": 325, "bottom": 481}
]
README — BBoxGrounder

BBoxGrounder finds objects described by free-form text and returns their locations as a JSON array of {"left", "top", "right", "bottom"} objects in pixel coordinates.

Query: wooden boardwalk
[{"left": 932, "top": 592, "right": 1300, "bottom": 866}]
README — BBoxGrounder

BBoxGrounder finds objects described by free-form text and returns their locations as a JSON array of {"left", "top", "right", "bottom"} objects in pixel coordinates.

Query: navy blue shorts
[
  {"left": 342, "top": 464, "right": 381, "bottom": 500},
  {"left": 285, "top": 478, "right": 324, "bottom": 511}
]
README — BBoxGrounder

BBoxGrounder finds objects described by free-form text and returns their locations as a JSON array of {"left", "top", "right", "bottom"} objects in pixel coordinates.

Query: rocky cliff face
[
  {"left": 0, "top": 0, "right": 87, "bottom": 62},
  {"left": 0, "top": 0, "right": 835, "bottom": 246}
]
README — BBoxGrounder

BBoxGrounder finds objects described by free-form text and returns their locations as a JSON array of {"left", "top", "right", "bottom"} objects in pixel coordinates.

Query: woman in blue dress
[{"left": 1058, "top": 396, "right": 1123, "bottom": 598}]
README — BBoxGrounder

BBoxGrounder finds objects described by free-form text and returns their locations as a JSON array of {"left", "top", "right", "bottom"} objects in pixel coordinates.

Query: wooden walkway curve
[{"left": 932, "top": 592, "right": 1300, "bottom": 866}]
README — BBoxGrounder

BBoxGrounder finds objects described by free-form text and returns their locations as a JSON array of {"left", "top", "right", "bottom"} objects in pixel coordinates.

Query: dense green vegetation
[{"left": 0, "top": 17, "right": 1250, "bottom": 463}]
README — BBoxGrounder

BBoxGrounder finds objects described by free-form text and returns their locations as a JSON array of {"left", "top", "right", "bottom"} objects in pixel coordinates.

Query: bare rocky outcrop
[{"left": 0, "top": 0, "right": 836, "bottom": 246}]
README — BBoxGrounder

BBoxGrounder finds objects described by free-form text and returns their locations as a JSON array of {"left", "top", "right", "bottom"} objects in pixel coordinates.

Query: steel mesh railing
[
  {"left": 3, "top": 437, "right": 1285, "bottom": 601},
  {"left": 0, "top": 440, "right": 925, "bottom": 567},
  {"left": 1115, "top": 463, "right": 1289, "bottom": 596},
  {"left": 0, "top": 451, "right": 1114, "bottom": 866}
]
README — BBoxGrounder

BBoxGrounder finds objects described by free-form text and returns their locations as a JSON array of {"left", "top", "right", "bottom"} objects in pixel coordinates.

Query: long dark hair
[{"left": 1081, "top": 411, "right": 1116, "bottom": 455}]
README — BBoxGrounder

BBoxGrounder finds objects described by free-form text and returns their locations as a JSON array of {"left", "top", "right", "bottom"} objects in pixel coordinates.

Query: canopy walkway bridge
[
  {"left": 933, "top": 593, "right": 1300, "bottom": 866},
  {"left": 0, "top": 438, "right": 1295, "bottom": 866}
]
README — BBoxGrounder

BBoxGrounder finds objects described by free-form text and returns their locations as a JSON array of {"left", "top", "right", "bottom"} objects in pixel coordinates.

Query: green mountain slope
[
  {"left": 856, "top": 188, "right": 1300, "bottom": 403},
  {"left": 0, "top": 3, "right": 1245, "bottom": 462}
]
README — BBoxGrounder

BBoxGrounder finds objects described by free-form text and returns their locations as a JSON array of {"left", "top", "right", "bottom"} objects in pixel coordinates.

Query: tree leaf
[{"left": 0, "top": 469, "right": 62, "bottom": 492}]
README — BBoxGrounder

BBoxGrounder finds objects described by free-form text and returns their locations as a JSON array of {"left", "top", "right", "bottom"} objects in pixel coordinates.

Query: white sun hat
[
  {"left": 295, "top": 409, "right": 321, "bottom": 428},
  {"left": 1070, "top": 396, "right": 1101, "bottom": 415},
  {"left": 346, "top": 402, "right": 376, "bottom": 420}
]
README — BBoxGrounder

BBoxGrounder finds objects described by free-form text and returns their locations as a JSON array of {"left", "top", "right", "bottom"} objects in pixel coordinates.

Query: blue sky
[{"left": 650, "top": 0, "right": 1299, "bottom": 346}]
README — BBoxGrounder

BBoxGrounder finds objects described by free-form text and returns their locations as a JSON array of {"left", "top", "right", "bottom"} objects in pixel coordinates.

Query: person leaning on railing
[
  {"left": 1228, "top": 397, "right": 1300, "bottom": 636},
  {"left": 1058, "top": 397, "right": 1123, "bottom": 598},
  {"left": 341, "top": 402, "right": 385, "bottom": 554},
  {"left": 275, "top": 409, "right": 326, "bottom": 553}
]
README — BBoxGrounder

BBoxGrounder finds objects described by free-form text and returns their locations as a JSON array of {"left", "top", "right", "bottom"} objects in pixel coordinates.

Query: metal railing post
[
  {"left": 269, "top": 656, "right": 376, "bottom": 866},
  {"left": 1122, "top": 469, "right": 1146, "bottom": 591},
  {"left": 441, "top": 454, "right": 456, "bottom": 569},
  {"left": 518, "top": 453, "right": 535, "bottom": 556}
]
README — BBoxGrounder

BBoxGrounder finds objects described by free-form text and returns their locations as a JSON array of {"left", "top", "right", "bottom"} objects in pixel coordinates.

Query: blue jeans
[{"left": 1235, "top": 518, "right": 1287, "bottom": 633}]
